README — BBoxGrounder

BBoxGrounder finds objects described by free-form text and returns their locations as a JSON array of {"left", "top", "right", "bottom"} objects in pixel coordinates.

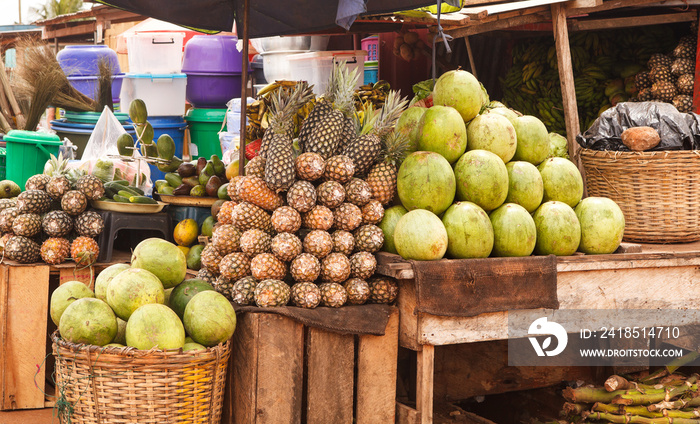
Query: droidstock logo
[{"left": 528, "top": 317, "right": 568, "bottom": 357}]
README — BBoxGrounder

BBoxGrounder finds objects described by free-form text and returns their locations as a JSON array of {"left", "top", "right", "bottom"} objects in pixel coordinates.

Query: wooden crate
[
  {"left": 222, "top": 308, "right": 399, "bottom": 424},
  {"left": 0, "top": 252, "right": 131, "bottom": 411}
]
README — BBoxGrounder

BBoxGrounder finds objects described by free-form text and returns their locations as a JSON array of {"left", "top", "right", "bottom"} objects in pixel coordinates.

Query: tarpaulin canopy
[{"left": 96, "top": 0, "right": 436, "bottom": 38}]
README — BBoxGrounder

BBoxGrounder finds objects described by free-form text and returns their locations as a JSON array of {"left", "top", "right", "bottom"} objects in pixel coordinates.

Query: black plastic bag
[{"left": 576, "top": 102, "right": 700, "bottom": 151}]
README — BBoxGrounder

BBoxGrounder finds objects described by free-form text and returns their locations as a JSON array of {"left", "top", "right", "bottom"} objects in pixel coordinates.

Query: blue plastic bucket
[{"left": 134, "top": 116, "right": 187, "bottom": 182}]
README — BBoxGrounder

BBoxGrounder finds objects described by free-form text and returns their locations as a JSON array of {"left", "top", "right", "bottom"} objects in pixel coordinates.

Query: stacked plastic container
[
  {"left": 56, "top": 45, "right": 124, "bottom": 107},
  {"left": 121, "top": 32, "right": 188, "bottom": 180},
  {"left": 361, "top": 36, "right": 379, "bottom": 84},
  {"left": 182, "top": 35, "right": 244, "bottom": 159}
]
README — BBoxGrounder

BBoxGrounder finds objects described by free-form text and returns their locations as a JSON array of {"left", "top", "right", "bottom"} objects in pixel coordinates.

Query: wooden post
[
  {"left": 416, "top": 345, "right": 435, "bottom": 424},
  {"left": 692, "top": 10, "right": 700, "bottom": 114},
  {"left": 464, "top": 37, "right": 477, "bottom": 79},
  {"left": 551, "top": 4, "right": 582, "bottom": 172},
  {"left": 238, "top": 0, "right": 250, "bottom": 177}
]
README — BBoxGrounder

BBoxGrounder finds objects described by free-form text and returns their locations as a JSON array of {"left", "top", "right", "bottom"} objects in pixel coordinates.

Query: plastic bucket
[
  {"left": 185, "top": 108, "right": 226, "bottom": 159},
  {"left": 361, "top": 36, "right": 379, "bottom": 61},
  {"left": 364, "top": 61, "right": 379, "bottom": 84},
  {"left": 57, "top": 45, "right": 121, "bottom": 77},
  {"left": 185, "top": 73, "right": 241, "bottom": 109},
  {"left": 5, "top": 130, "right": 62, "bottom": 190},
  {"left": 50, "top": 119, "right": 136, "bottom": 160},
  {"left": 137, "top": 116, "right": 187, "bottom": 181},
  {"left": 67, "top": 74, "right": 124, "bottom": 105}
]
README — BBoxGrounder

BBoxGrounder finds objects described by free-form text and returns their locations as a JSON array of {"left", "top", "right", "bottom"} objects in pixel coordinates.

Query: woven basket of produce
[
  {"left": 580, "top": 148, "right": 700, "bottom": 243},
  {"left": 51, "top": 331, "right": 230, "bottom": 424}
]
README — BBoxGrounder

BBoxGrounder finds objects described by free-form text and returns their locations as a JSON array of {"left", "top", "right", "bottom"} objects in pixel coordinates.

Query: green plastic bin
[
  {"left": 5, "top": 130, "right": 62, "bottom": 190},
  {"left": 185, "top": 108, "right": 226, "bottom": 159},
  {"left": 0, "top": 147, "right": 6, "bottom": 180}
]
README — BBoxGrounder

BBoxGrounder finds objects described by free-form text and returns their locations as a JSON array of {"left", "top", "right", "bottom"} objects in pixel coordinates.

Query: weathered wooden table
[{"left": 377, "top": 243, "right": 700, "bottom": 424}]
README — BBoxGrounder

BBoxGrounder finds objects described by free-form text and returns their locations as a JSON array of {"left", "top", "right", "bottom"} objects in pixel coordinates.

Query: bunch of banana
[
  {"left": 245, "top": 100, "right": 266, "bottom": 143},
  {"left": 246, "top": 80, "right": 316, "bottom": 142},
  {"left": 353, "top": 80, "right": 390, "bottom": 110}
]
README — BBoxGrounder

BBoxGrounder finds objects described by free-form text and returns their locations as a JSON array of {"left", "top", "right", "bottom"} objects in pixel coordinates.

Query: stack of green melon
[
  {"left": 383, "top": 70, "right": 625, "bottom": 261},
  {"left": 51, "top": 238, "right": 236, "bottom": 351}
]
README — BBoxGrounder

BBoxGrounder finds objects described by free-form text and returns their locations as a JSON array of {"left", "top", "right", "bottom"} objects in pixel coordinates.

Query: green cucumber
[
  {"left": 129, "top": 196, "right": 157, "bottom": 204},
  {"left": 111, "top": 180, "right": 130, "bottom": 186},
  {"left": 108, "top": 183, "right": 140, "bottom": 196},
  {"left": 159, "top": 186, "right": 175, "bottom": 195},
  {"left": 118, "top": 190, "right": 139, "bottom": 198},
  {"left": 113, "top": 194, "right": 131, "bottom": 203},
  {"left": 129, "top": 186, "right": 145, "bottom": 195}
]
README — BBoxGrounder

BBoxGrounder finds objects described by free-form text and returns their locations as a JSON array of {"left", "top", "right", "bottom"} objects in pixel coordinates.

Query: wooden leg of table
[{"left": 416, "top": 344, "right": 435, "bottom": 424}]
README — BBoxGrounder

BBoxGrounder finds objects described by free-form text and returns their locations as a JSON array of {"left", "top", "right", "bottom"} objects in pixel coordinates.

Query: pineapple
[
  {"left": 366, "top": 129, "right": 409, "bottom": 205},
  {"left": 323, "top": 155, "right": 355, "bottom": 183},
  {"left": 354, "top": 225, "right": 384, "bottom": 253},
  {"left": 46, "top": 176, "right": 71, "bottom": 200},
  {"left": 250, "top": 253, "right": 287, "bottom": 280},
  {"left": 333, "top": 203, "right": 362, "bottom": 231},
  {"left": 217, "top": 201, "right": 238, "bottom": 224},
  {"left": 12, "top": 214, "right": 41, "bottom": 237},
  {"left": 332, "top": 230, "right": 355, "bottom": 255},
  {"left": 232, "top": 276, "right": 258, "bottom": 306},
  {"left": 671, "top": 59, "right": 694, "bottom": 77},
  {"left": 350, "top": 251, "right": 377, "bottom": 280},
  {"left": 271, "top": 232, "right": 302, "bottom": 262},
  {"left": 648, "top": 53, "right": 672, "bottom": 69},
  {"left": 271, "top": 206, "right": 302, "bottom": 233},
  {"left": 342, "top": 91, "right": 408, "bottom": 176},
  {"left": 319, "top": 282, "right": 347, "bottom": 308},
  {"left": 61, "top": 191, "right": 88, "bottom": 216},
  {"left": 213, "top": 275, "right": 235, "bottom": 300},
  {"left": 321, "top": 252, "right": 351, "bottom": 283},
  {"left": 76, "top": 175, "right": 105, "bottom": 200},
  {"left": 200, "top": 245, "right": 224, "bottom": 275},
  {"left": 673, "top": 95, "right": 693, "bottom": 113},
  {"left": 291, "top": 282, "right": 321, "bottom": 308},
  {"left": 368, "top": 277, "right": 399, "bottom": 304},
  {"left": 40, "top": 237, "right": 70, "bottom": 265},
  {"left": 25, "top": 174, "right": 50, "bottom": 191},
  {"left": 295, "top": 152, "right": 326, "bottom": 181},
  {"left": 316, "top": 181, "right": 346, "bottom": 209},
  {"left": 651, "top": 81, "right": 677, "bottom": 102},
  {"left": 264, "top": 83, "right": 315, "bottom": 192},
  {"left": 211, "top": 224, "right": 241, "bottom": 255},
  {"left": 42, "top": 210, "right": 73, "bottom": 237},
  {"left": 197, "top": 268, "right": 217, "bottom": 284},
  {"left": 649, "top": 65, "right": 673, "bottom": 83},
  {"left": 634, "top": 71, "right": 652, "bottom": 91},
  {"left": 287, "top": 180, "right": 317, "bottom": 213},
  {"left": 674, "top": 42, "right": 695, "bottom": 59},
  {"left": 677, "top": 74, "right": 695, "bottom": 95},
  {"left": 254, "top": 279, "right": 291, "bottom": 307},
  {"left": 298, "top": 99, "right": 333, "bottom": 152},
  {"left": 303, "top": 230, "right": 333, "bottom": 259},
  {"left": 344, "top": 278, "right": 370, "bottom": 305},
  {"left": 362, "top": 200, "right": 385, "bottom": 225},
  {"left": 238, "top": 176, "right": 283, "bottom": 211},
  {"left": 0, "top": 198, "right": 17, "bottom": 212},
  {"left": 344, "top": 178, "right": 372, "bottom": 206},
  {"left": 290, "top": 253, "right": 321, "bottom": 283},
  {"left": 219, "top": 251, "right": 251, "bottom": 282},
  {"left": 71, "top": 236, "right": 99, "bottom": 266},
  {"left": 244, "top": 156, "right": 266, "bottom": 178},
  {"left": 638, "top": 88, "right": 654, "bottom": 102},
  {"left": 0, "top": 207, "right": 18, "bottom": 233},
  {"left": 232, "top": 202, "right": 274, "bottom": 234},
  {"left": 75, "top": 211, "right": 104, "bottom": 238},
  {"left": 240, "top": 229, "right": 272, "bottom": 256},
  {"left": 227, "top": 176, "right": 244, "bottom": 202},
  {"left": 17, "top": 190, "right": 51, "bottom": 214},
  {"left": 5, "top": 236, "right": 40, "bottom": 263},
  {"left": 302, "top": 205, "right": 334, "bottom": 231}
]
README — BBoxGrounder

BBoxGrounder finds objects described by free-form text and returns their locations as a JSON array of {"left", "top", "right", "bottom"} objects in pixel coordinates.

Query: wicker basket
[
  {"left": 51, "top": 331, "right": 231, "bottom": 424},
  {"left": 579, "top": 148, "right": 700, "bottom": 243}
]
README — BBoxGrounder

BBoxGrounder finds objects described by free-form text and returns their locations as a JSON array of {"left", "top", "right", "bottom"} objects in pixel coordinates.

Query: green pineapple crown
[
  {"left": 269, "top": 82, "right": 315, "bottom": 136},
  {"left": 379, "top": 129, "right": 410, "bottom": 167},
  {"left": 355, "top": 90, "right": 408, "bottom": 137},
  {"left": 331, "top": 61, "right": 360, "bottom": 118}
]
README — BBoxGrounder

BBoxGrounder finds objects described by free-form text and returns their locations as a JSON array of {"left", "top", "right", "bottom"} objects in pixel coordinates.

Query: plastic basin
[
  {"left": 5, "top": 130, "right": 62, "bottom": 190},
  {"left": 185, "top": 108, "right": 226, "bottom": 159},
  {"left": 57, "top": 45, "right": 121, "bottom": 77},
  {"left": 67, "top": 74, "right": 124, "bottom": 105},
  {"left": 185, "top": 73, "right": 241, "bottom": 109},
  {"left": 181, "top": 35, "right": 243, "bottom": 74}
]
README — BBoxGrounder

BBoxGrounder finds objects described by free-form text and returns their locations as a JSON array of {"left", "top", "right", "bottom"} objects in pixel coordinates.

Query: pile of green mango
[{"left": 155, "top": 155, "right": 230, "bottom": 199}]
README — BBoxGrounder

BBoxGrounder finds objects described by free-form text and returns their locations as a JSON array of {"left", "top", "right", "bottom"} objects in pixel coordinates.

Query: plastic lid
[
  {"left": 365, "top": 61, "right": 379, "bottom": 67},
  {"left": 64, "top": 111, "right": 130, "bottom": 124},
  {"left": 125, "top": 73, "right": 187, "bottom": 79},
  {"left": 67, "top": 74, "right": 125, "bottom": 81},
  {"left": 185, "top": 108, "right": 227, "bottom": 122},
  {"left": 5, "top": 130, "right": 61, "bottom": 144}
]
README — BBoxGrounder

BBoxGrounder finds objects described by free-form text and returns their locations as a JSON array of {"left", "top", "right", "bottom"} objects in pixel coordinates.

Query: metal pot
[{"left": 251, "top": 36, "right": 330, "bottom": 53}]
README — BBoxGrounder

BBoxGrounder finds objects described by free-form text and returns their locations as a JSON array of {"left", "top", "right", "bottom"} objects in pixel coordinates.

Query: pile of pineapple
[
  {"left": 634, "top": 34, "right": 697, "bottom": 112},
  {"left": 195, "top": 64, "right": 405, "bottom": 308},
  {"left": 0, "top": 155, "right": 105, "bottom": 265}
]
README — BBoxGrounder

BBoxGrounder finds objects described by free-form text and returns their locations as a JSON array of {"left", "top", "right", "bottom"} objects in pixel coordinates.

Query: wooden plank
[
  {"left": 616, "top": 242, "right": 642, "bottom": 254},
  {"left": 445, "top": 12, "right": 549, "bottom": 39},
  {"left": 567, "top": 0, "right": 674, "bottom": 16},
  {"left": 693, "top": 10, "right": 700, "bottom": 114},
  {"left": 397, "top": 280, "right": 420, "bottom": 351},
  {"left": 396, "top": 402, "right": 420, "bottom": 424},
  {"left": 460, "top": 0, "right": 565, "bottom": 19},
  {"left": 306, "top": 328, "right": 354, "bottom": 424},
  {"left": 356, "top": 309, "right": 399, "bottom": 424},
  {"left": 551, "top": 3, "right": 583, "bottom": 178},
  {"left": 228, "top": 312, "right": 258, "bottom": 424},
  {"left": 570, "top": 11, "right": 697, "bottom": 31},
  {"left": 416, "top": 345, "right": 434, "bottom": 424},
  {"left": 557, "top": 254, "right": 700, "bottom": 272},
  {"left": 419, "top": 311, "right": 508, "bottom": 345},
  {"left": 42, "top": 22, "right": 97, "bottom": 40},
  {"left": 0, "top": 267, "right": 7, "bottom": 410},
  {"left": 58, "top": 267, "right": 94, "bottom": 289},
  {"left": 566, "top": 0, "right": 602, "bottom": 8},
  {"left": 1, "top": 265, "right": 49, "bottom": 410}
]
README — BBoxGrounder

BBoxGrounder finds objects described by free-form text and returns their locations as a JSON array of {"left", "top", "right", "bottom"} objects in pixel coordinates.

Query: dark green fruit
[
  {"left": 177, "top": 163, "right": 197, "bottom": 178},
  {"left": 157, "top": 157, "right": 183, "bottom": 173},
  {"left": 211, "top": 199, "right": 225, "bottom": 219},
  {"left": 157, "top": 134, "right": 176, "bottom": 160},
  {"left": 198, "top": 171, "right": 211, "bottom": 186},
  {"left": 183, "top": 176, "right": 200, "bottom": 187},
  {"left": 190, "top": 185, "right": 206, "bottom": 197},
  {"left": 201, "top": 216, "right": 215, "bottom": 237},
  {"left": 117, "top": 133, "right": 134, "bottom": 156},
  {"left": 159, "top": 186, "right": 175, "bottom": 195},
  {"left": 211, "top": 155, "right": 225, "bottom": 176},
  {"left": 205, "top": 175, "right": 222, "bottom": 197},
  {"left": 154, "top": 180, "right": 169, "bottom": 193},
  {"left": 128, "top": 99, "right": 148, "bottom": 124},
  {"left": 140, "top": 142, "right": 158, "bottom": 158},
  {"left": 135, "top": 122, "right": 154, "bottom": 144},
  {"left": 217, "top": 183, "right": 230, "bottom": 200}
]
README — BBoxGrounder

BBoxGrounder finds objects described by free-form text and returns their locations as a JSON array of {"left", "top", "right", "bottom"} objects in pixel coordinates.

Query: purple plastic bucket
[
  {"left": 67, "top": 74, "right": 124, "bottom": 104},
  {"left": 57, "top": 45, "right": 121, "bottom": 77},
  {"left": 185, "top": 73, "right": 241, "bottom": 109},
  {"left": 181, "top": 35, "right": 243, "bottom": 74}
]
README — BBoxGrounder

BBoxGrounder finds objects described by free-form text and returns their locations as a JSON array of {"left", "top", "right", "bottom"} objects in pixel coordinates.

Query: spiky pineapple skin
[
  {"left": 75, "top": 211, "right": 104, "bottom": 237},
  {"left": 341, "top": 134, "right": 382, "bottom": 176},
  {"left": 354, "top": 225, "right": 384, "bottom": 253},
  {"left": 344, "top": 178, "right": 372, "bottom": 206},
  {"left": 331, "top": 230, "right": 355, "bottom": 255},
  {"left": 46, "top": 176, "right": 71, "bottom": 200},
  {"left": 271, "top": 206, "right": 302, "bottom": 233},
  {"left": 350, "top": 251, "right": 377, "bottom": 280},
  {"left": 344, "top": 278, "right": 370, "bottom": 305},
  {"left": 304, "top": 109, "right": 345, "bottom": 159},
  {"left": 254, "top": 279, "right": 291, "bottom": 307},
  {"left": 291, "top": 282, "right": 321, "bottom": 308},
  {"left": 298, "top": 99, "right": 332, "bottom": 152},
  {"left": 216, "top": 201, "right": 238, "bottom": 224},
  {"left": 232, "top": 202, "right": 274, "bottom": 234},
  {"left": 287, "top": 181, "right": 317, "bottom": 213},
  {"left": 302, "top": 206, "right": 334, "bottom": 231},
  {"left": 6, "top": 236, "right": 40, "bottom": 263},
  {"left": 17, "top": 190, "right": 51, "bottom": 214},
  {"left": 61, "top": 191, "right": 88, "bottom": 216},
  {"left": 71, "top": 236, "right": 99, "bottom": 266},
  {"left": 196, "top": 268, "right": 217, "bottom": 284},
  {"left": 368, "top": 277, "right": 399, "bottom": 304},
  {"left": 76, "top": 175, "right": 105, "bottom": 200},
  {"left": 321, "top": 252, "right": 351, "bottom": 284},
  {"left": 200, "top": 245, "right": 224, "bottom": 275},
  {"left": 211, "top": 224, "right": 241, "bottom": 255},
  {"left": 232, "top": 276, "right": 258, "bottom": 306},
  {"left": 316, "top": 181, "right": 346, "bottom": 209},
  {"left": 219, "top": 252, "right": 251, "bottom": 281},
  {"left": 295, "top": 152, "right": 326, "bottom": 181},
  {"left": 366, "top": 162, "right": 397, "bottom": 205},
  {"left": 303, "top": 230, "right": 333, "bottom": 259},
  {"left": 271, "top": 232, "right": 303, "bottom": 262},
  {"left": 319, "top": 282, "right": 347, "bottom": 307},
  {"left": 651, "top": 81, "right": 677, "bottom": 102},
  {"left": 333, "top": 203, "right": 363, "bottom": 232},
  {"left": 12, "top": 214, "right": 41, "bottom": 237},
  {"left": 42, "top": 210, "right": 73, "bottom": 237},
  {"left": 250, "top": 253, "right": 287, "bottom": 280},
  {"left": 323, "top": 155, "right": 355, "bottom": 183},
  {"left": 238, "top": 176, "right": 283, "bottom": 211},
  {"left": 0, "top": 207, "right": 18, "bottom": 233},
  {"left": 213, "top": 275, "right": 235, "bottom": 300},
  {"left": 244, "top": 156, "right": 266, "bottom": 179},
  {"left": 240, "top": 229, "right": 272, "bottom": 256},
  {"left": 25, "top": 174, "right": 50, "bottom": 191},
  {"left": 677, "top": 74, "right": 695, "bottom": 95},
  {"left": 40, "top": 237, "right": 70, "bottom": 265},
  {"left": 362, "top": 200, "right": 385, "bottom": 225},
  {"left": 227, "top": 176, "right": 244, "bottom": 202},
  {"left": 290, "top": 253, "right": 321, "bottom": 283}
]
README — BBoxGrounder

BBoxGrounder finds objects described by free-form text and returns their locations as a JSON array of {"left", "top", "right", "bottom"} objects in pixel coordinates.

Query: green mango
[
  {"left": 128, "top": 99, "right": 148, "bottom": 124},
  {"left": 201, "top": 216, "right": 215, "bottom": 237},
  {"left": 157, "top": 134, "right": 176, "bottom": 160},
  {"left": 217, "top": 183, "right": 230, "bottom": 200},
  {"left": 190, "top": 185, "right": 206, "bottom": 197},
  {"left": 140, "top": 142, "right": 158, "bottom": 158},
  {"left": 117, "top": 133, "right": 135, "bottom": 156},
  {"left": 198, "top": 171, "right": 211, "bottom": 186},
  {"left": 157, "top": 157, "right": 183, "bottom": 173},
  {"left": 135, "top": 122, "right": 154, "bottom": 144},
  {"left": 210, "top": 155, "right": 225, "bottom": 176}
]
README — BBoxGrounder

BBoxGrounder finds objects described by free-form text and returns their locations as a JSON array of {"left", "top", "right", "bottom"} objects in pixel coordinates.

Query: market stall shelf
[
  {"left": 223, "top": 308, "right": 399, "bottom": 424},
  {"left": 91, "top": 199, "right": 166, "bottom": 214},
  {"left": 377, "top": 243, "right": 700, "bottom": 424}
]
